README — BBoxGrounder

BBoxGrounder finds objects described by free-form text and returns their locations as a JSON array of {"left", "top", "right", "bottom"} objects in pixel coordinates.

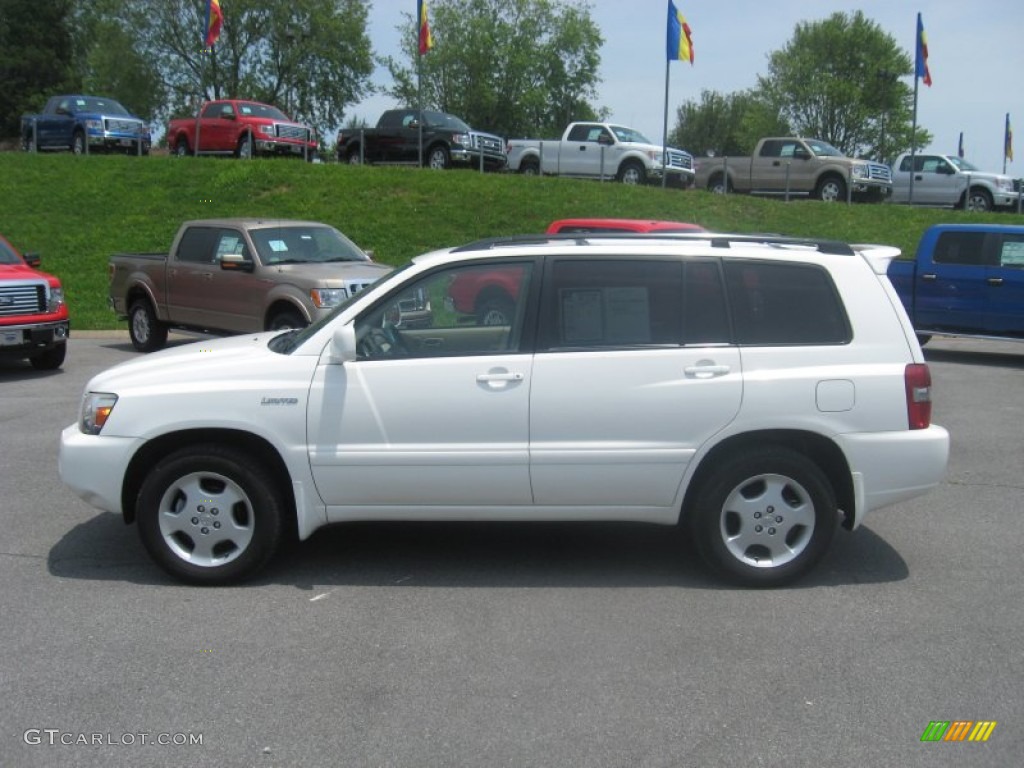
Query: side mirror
[
  {"left": 222, "top": 112, "right": 237, "bottom": 120},
  {"left": 220, "top": 253, "right": 254, "bottom": 272},
  {"left": 793, "top": 147, "right": 811, "bottom": 160},
  {"left": 329, "top": 324, "right": 358, "bottom": 363},
  {"left": 24, "top": 252, "right": 41, "bottom": 268},
  {"left": 937, "top": 165, "right": 955, "bottom": 175},
  {"left": 597, "top": 133, "right": 614, "bottom": 146}
]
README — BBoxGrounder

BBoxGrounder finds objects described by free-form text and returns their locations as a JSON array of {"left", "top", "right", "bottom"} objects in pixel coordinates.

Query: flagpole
[
  {"left": 417, "top": 57, "right": 423, "bottom": 167},
  {"left": 662, "top": 60, "right": 671, "bottom": 189},
  {"left": 909, "top": 71, "right": 919, "bottom": 204}
]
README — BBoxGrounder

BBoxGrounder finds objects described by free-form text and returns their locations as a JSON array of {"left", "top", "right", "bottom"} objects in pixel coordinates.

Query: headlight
[
  {"left": 997, "top": 178, "right": 1014, "bottom": 192},
  {"left": 259, "top": 125, "right": 274, "bottom": 136},
  {"left": 47, "top": 286, "right": 65, "bottom": 313},
  {"left": 80, "top": 392, "right": 118, "bottom": 435},
  {"left": 453, "top": 133, "right": 471, "bottom": 148},
  {"left": 85, "top": 119, "right": 102, "bottom": 132},
  {"left": 851, "top": 163, "right": 869, "bottom": 180},
  {"left": 310, "top": 288, "right": 347, "bottom": 308}
]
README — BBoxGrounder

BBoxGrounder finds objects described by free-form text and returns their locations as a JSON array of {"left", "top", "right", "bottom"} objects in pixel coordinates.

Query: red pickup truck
[
  {"left": 167, "top": 100, "right": 317, "bottom": 160},
  {"left": 0, "top": 233, "right": 69, "bottom": 370}
]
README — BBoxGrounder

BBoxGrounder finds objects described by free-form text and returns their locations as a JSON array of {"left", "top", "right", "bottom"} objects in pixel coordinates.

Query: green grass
[{"left": 0, "top": 153, "right": 1017, "bottom": 328}]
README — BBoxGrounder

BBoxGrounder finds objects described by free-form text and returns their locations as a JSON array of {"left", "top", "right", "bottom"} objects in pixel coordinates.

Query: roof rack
[{"left": 450, "top": 232, "right": 855, "bottom": 256}]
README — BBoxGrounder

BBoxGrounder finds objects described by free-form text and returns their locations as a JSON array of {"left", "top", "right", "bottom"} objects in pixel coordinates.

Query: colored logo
[{"left": 921, "top": 721, "right": 997, "bottom": 742}]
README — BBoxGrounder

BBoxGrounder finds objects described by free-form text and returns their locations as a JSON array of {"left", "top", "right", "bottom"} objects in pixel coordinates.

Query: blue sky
[{"left": 355, "top": 1, "right": 1024, "bottom": 174}]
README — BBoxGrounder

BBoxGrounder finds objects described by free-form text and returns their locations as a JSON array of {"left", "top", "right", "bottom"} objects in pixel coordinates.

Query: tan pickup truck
[
  {"left": 109, "top": 219, "right": 390, "bottom": 351},
  {"left": 693, "top": 137, "right": 892, "bottom": 202}
]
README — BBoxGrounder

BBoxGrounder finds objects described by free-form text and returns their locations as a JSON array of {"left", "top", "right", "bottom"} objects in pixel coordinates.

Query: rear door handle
[
  {"left": 987, "top": 277, "right": 1004, "bottom": 286},
  {"left": 477, "top": 372, "right": 524, "bottom": 383}
]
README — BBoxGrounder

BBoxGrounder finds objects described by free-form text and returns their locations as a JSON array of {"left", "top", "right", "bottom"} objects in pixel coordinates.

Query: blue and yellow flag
[
  {"left": 915, "top": 12, "right": 932, "bottom": 86},
  {"left": 667, "top": 1, "right": 694, "bottom": 64}
]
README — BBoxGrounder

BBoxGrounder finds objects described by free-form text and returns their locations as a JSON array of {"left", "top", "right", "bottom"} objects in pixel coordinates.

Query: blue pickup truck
[
  {"left": 21, "top": 95, "right": 151, "bottom": 155},
  {"left": 888, "top": 223, "right": 1024, "bottom": 343}
]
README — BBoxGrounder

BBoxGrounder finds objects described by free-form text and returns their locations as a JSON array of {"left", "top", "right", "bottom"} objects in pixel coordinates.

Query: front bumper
[
  {"left": 59, "top": 425, "right": 144, "bottom": 515},
  {"left": 255, "top": 138, "right": 317, "bottom": 158},
  {"left": 87, "top": 130, "right": 151, "bottom": 153},
  {"left": 0, "top": 320, "right": 69, "bottom": 358},
  {"left": 451, "top": 148, "right": 507, "bottom": 170}
]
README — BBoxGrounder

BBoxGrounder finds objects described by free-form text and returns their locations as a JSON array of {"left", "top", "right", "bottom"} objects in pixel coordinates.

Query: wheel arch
[
  {"left": 681, "top": 429, "right": 855, "bottom": 530},
  {"left": 264, "top": 298, "right": 310, "bottom": 329},
  {"left": 125, "top": 283, "right": 163, "bottom": 321},
  {"left": 121, "top": 429, "right": 296, "bottom": 535}
]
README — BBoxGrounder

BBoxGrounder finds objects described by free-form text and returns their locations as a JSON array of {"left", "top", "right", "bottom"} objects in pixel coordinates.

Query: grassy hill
[{"left": 0, "top": 152, "right": 1016, "bottom": 328}]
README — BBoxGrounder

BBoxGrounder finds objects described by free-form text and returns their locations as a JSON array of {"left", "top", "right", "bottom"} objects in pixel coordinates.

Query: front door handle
[
  {"left": 684, "top": 361, "right": 731, "bottom": 379},
  {"left": 477, "top": 372, "right": 524, "bottom": 383}
]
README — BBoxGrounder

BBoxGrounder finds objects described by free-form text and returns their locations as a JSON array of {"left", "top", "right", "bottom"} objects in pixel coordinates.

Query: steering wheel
[{"left": 358, "top": 323, "right": 408, "bottom": 359}]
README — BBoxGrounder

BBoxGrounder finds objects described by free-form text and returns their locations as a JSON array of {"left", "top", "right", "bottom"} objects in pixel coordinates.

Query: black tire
[
  {"left": 136, "top": 444, "right": 285, "bottom": 585},
  {"left": 22, "top": 131, "right": 35, "bottom": 152},
  {"left": 174, "top": 138, "right": 190, "bottom": 157},
  {"left": 707, "top": 174, "right": 731, "bottom": 194},
  {"left": 29, "top": 343, "right": 66, "bottom": 370},
  {"left": 519, "top": 157, "right": 540, "bottom": 176},
  {"left": 617, "top": 160, "right": 646, "bottom": 185},
  {"left": 964, "top": 187, "right": 993, "bottom": 212},
  {"left": 815, "top": 175, "right": 847, "bottom": 202},
  {"left": 426, "top": 145, "right": 450, "bottom": 169},
  {"left": 267, "top": 309, "right": 307, "bottom": 331},
  {"left": 346, "top": 148, "right": 362, "bottom": 165},
  {"left": 71, "top": 130, "right": 86, "bottom": 155},
  {"left": 128, "top": 299, "right": 169, "bottom": 353},
  {"left": 237, "top": 133, "right": 254, "bottom": 159},
  {"left": 475, "top": 292, "right": 515, "bottom": 327},
  {"left": 688, "top": 447, "right": 838, "bottom": 587}
]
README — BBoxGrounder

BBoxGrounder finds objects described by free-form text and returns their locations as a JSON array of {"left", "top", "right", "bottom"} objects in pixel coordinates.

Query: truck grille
[
  {"left": 666, "top": 150, "right": 693, "bottom": 171},
  {"left": 104, "top": 118, "right": 144, "bottom": 135},
  {"left": 866, "top": 162, "right": 892, "bottom": 182},
  {"left": 346, "top": 281, "right": 375, "bottom": 297},
  {"left": 0, "top": 283, "right": 45, "bottom": 316},
  {"left": 470, "top": 133, "right": 506, "bottom": 156},
  {"left": 275, "top": 124, "right": 310, "bottom": 142}
]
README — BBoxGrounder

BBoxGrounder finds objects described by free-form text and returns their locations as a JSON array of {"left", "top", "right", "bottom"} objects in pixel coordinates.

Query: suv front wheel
[{"left": 689, "top": 447, "right": 838, "bottom": 587}]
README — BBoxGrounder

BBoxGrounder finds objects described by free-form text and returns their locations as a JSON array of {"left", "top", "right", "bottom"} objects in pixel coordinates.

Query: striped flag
[
  {"left": 915, "top": 13, "right": 932, "bottom": 86},
  {"left": 418, "top": 0, "right": 433, "bottom": 55},
  {"left": 205, "top": 0, "right": 223, "bottom": 49},
  {"left": 1006, "top": 114, "right": 1014, "bottom": 162},
  {"left": 667, "top": 1, "right": 694, "bottom": 64}
]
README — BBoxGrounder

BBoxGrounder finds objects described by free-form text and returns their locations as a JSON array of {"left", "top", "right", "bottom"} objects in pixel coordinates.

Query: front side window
[
  {"left": 725, "top": 260, "right": 850, "bottom": 345},
  {"left": 999, "top": 235, "right": 1024, "bottom": 267},
  {"left": 933, "top": 232, "right": 991, "bottom": 266},
  {"left": 354, "top": 261, "right": 534, "bottom": 360}
]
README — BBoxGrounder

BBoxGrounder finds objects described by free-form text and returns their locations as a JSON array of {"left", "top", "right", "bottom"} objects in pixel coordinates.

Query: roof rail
[{"left": 450, "top": 232, "right": 855, "bottom": 256}]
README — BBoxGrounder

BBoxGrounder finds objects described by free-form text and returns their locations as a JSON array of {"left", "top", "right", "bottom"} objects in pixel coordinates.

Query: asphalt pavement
[{"left": 0, "top": 333, "right": 1021, "bottom": 767}]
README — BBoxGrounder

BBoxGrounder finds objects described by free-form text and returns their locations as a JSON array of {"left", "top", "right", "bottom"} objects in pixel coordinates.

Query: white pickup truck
[
  {"left": 506, "top": 122, "right": 695, "bottom": 186},
  {"left": 890, "top": 152, "right": 1021, "bottom": 212}
]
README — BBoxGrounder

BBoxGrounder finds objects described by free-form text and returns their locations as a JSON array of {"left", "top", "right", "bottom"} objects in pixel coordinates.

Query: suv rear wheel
[{"left": 689, "top": 447, "right": 838, "bottom": 586}]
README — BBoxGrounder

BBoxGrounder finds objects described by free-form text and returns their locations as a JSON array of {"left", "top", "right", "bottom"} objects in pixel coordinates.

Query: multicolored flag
[
  {"left": 915, "top": 12, "right": 932, "bottom": 86},
  {"left": 418, "top": 0, "right": 433, "bottom": 55},
  {"left": 205, "top": 0, "right": 223, "bottom": 49},
  {"left": 667, "top": 1, "right": 694, "bottom": 64},
  {"left": 1006, "top": 114, "right": 1014, "bottom": 162}
]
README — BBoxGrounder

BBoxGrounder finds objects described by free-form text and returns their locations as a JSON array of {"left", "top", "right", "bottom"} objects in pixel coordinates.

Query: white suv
[{"left": 59, "top": 233, "right": 950, "bottom": 586}]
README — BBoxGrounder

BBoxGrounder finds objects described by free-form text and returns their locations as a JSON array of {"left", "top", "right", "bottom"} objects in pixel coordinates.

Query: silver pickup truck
[{"left": 109, "top": 219, "right": 390, "bottom": 351}]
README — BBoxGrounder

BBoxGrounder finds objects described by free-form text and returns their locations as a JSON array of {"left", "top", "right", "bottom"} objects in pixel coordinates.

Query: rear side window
[
  {"left": 175, "top": 227, "right": 219, "bottom": 264},
  {"left": 932, "top": 231, "right": 992, "bottom": 266},
  {"left": 724, "top": 261, "right": 850, "bottom": 345}
]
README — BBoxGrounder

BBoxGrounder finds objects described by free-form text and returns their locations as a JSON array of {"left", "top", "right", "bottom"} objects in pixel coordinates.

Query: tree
[
  {"left": 757, "top": 11, "right": 930, "bottom": 160},
  {"left": 0, "top": 0, "right": 77, "bottom": 138},
  {"left": 121, "top": 0, "right": 374, "bottom": 135},
  {"left": 385, "top": 0, "right": 604, "bottom": 137},
  {"left": 669, "top": 89, "right": 790, "bottom": 159}
]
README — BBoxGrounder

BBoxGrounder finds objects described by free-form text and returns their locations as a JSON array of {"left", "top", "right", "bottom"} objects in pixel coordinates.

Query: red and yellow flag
[
  {"left": 418, "top": 0, "right": 433, "bottom": 55},
  {"left": 205, "top": 0, "right": 223, "bottom": 49}
]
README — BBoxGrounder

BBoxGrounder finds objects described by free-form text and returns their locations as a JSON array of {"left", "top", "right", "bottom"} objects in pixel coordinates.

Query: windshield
[
  {"left": 249, "top": 225, "right": 371, "bottom": 265},
  {"left": 0, "top": 239, "right": 22, "bottom": 265},
  {"left": 71, "top": 97, "right": 130, "bottom": 116},
  {"left": 610, "top": 126, "right": 653, "bottom": 144},
  {"left": 948, "top": 157, "right": 980, "bottom": 172},
  {"left": 804, "top": 139, "right": 844, "bottom": 157},
  {"left": 424, "top": 111, "right": 471, "bottom": 132},
  {"left": 237, "top": 102, "right": 292, "bottom": 121},
  {"left": 269, "top": 263, "right": 412, "bottom": 355}
]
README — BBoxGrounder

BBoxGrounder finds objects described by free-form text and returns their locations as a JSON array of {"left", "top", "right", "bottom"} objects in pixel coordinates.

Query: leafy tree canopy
[
  {"left": 385, "top": 0, "right": 605, "bottom": 137},
  {"left": 670, "top": 89, "right": 791, "bottom": 158}
]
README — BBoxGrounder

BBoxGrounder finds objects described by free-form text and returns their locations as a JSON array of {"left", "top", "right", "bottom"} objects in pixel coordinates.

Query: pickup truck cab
[
  {"left": 63, "top": 231, "right": 948, "bottom": 588},
  {"left": 21, "top": 94, "right": 150, "bottom": 155},
  {"left": 891, "top": 152, "right": 1021, "bottom": 212},
  {"left": 694, "top": 137, "right": 892, "bottom": 202},
  {"left": 888, "top": 223, "right": 1024, "bottom": 342},
  {"left": 337, "top": 109, "right": 506, "bottom": 170},
  {"left": 167, "top": 100, "right": 317, "bottom": 160},
  {"left": 0, "top": 233, "right": 69, "bottom": 370},
  {"left": 506, "top": 123, "right": 695, "bottom": 186},
  {"left": 109, "top": 219, "right": 389, "bottom": 352}
]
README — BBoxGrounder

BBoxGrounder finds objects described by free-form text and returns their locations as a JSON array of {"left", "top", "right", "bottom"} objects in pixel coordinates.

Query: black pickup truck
[{"left": 336, "top": 109, "right": 506, "bottom": 171}]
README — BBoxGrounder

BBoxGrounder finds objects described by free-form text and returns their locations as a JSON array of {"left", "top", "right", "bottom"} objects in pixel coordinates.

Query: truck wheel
[
  {"left": 29, "top": 343, "right": 66, "bottom": 371},
  {"left": 519, "top": 157, "right": 540, "bottom": 176},
  {"left": 237, "top": 134, "right": 254, "bottom": 159},
  {"left": 72, "top": 131, "right": 86, "bottom": 155},
  {"left": 268, "top": 310, "right": 307, "bottom": 331},
  {"left": 815, "top": 175, "right": 847, "bottom": 202},
  {"left": 476, "top": 292, "right": 515, "bottom": 327},
  {"left": 427, "top": 146, "right": 450, "bottom": 169},
  {"left": 129, "top": 299, "right": 169, "bottom": 353},
  {"left": 136, "top": 444, "right": 285, "bottom": 585},
  {"left": 618, "top": 160, "right": 646, "bottom": 185},
  {"left": 707, "top": 174, "right": 731, "bottom": 194},
  {"left": 346, "top": 149, "right": 362, "bottom": 165},
  {"left": 964, "top": 188, "right": 993, "bottom": 212},
  {"left": 688, "top": 446, "right": 837, "bottom": 587},
  {"left": 174, "top": 138, "right": 190, "bottom": 157}
]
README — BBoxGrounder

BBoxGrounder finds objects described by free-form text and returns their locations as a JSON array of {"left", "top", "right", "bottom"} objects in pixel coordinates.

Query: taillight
[{"left": 905, "top": 363, "right": 932, "bottom": 430}]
